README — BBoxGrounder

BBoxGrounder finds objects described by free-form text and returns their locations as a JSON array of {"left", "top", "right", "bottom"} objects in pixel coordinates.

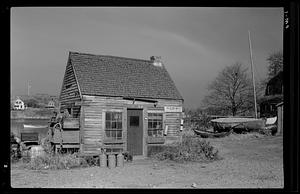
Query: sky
[{"left": 10, "top": 7, "right": 283, "bottom": 108}]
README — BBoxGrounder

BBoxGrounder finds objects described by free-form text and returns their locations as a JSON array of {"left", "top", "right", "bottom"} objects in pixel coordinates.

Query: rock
[{"left": 191, "top": 183, "right": 197, "bottom": 188}]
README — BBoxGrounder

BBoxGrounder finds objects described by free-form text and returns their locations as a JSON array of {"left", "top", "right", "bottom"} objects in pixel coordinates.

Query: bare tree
[
  {"left": 203, "top": 62, "right": 253, "bottom": 116},
  {"left": 267, "top": 51, "right": 283, "bottom": 79},
  {"left": 256, "top": 50, "right": 283, "bottom": 101}
]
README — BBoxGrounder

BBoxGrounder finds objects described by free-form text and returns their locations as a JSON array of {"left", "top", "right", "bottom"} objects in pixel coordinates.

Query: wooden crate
[{"left": 21, "top": 132, "right": 39, "bottom": 142}]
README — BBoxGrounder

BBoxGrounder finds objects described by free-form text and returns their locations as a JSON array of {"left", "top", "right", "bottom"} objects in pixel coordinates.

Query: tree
[
  {"left": 202, "top": 62, "right": 254, "bottom": 116},
  {"left": 24, "top": 98, "right": 40, "bottom": 108},
  {"left": 255, "top": 51, "right": 283, "bottom": 99},
  {"left": 267, "top": 51, "right": 283, "bottom": 79}
]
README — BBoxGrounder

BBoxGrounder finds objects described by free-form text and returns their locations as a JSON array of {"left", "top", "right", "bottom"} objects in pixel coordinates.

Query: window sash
[
  {"left": 148, "top": 113, "right": 163, "bottom": 137},
  {"left": 105, "top": 111, "right": 123, "bottom": 139}
]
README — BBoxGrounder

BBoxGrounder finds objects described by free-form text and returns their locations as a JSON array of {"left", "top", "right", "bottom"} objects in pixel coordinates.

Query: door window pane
[{"left": 130, "top": 116, "right": 139, "bottom": 127}]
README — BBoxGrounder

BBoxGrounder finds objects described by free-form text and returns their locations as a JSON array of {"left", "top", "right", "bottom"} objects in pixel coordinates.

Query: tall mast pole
[
  {"left": 248, "top": 31, "right": 258, "bottom": 119},
  {"left": 27, "top": 81, "right": 31, "bottom": 96}
]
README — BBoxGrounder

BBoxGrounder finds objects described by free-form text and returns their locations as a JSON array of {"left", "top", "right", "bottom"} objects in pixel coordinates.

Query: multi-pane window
[
  {"left": 105, "top": 112, "right": 122, "bottom": 140},
  {"left": 148, "top": 113, "right": 163, "bottom": 137}
]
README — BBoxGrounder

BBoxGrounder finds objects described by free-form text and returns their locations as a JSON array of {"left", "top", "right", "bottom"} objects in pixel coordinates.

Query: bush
[
  {"left": 10, "top": 132, "right": 21, "bottom": 161},
  {"left": 84, "top": 156, "right": 99, "bottom": 166},
  {"left": 196, "top": 113, "right": 212, "bottom": 129},
  {"left": 24, "top": 99, "right": 41, "bottom": 108},
  {"left": 151, "top": 135, "right": 220, "bottom": 163},
  {"left": 26, "top": 153, "right": 87, "bottom": 170},
  {"left": 22, "top": 150, "right": 102, "bottom": 170}
]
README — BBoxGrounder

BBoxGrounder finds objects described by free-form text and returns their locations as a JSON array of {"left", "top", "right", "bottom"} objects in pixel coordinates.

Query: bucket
[
  {"left": 99, "top": 153, "right": 107, "bottom": 167},
  {"left": 108, "top": 154, "right": 116, "bottom": 169},
  {"left": 30, "top": 145, "right": 45, "bottom": 159},
  {"left": 116, "top": 153, "right": 124, "bottom": 167}
]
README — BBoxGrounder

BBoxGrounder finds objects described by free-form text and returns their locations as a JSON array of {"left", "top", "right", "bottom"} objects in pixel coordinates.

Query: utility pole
[
  {"left": 248, "top": 31, "right": 258, "bottom": 119},
  {"left": 27, "top": 81, "right": 31, "bottom": 96}
]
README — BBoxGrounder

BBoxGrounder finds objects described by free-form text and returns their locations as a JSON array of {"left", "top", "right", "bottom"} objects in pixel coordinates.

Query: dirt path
[{"left": 11, "top": 134, "right": 283, "bottom": 188}]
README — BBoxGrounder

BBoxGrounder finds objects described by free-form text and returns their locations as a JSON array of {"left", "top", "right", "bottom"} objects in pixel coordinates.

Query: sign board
[{"left": 164, "top": 106, "right": 182, "bottom": 113}]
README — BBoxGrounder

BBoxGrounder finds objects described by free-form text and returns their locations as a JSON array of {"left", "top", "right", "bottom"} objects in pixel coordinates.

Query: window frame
[
  {"left": 104, "top": 110, "right": 123, "bottom": 140},
  {"left": 147, "top": 112, "right": 164, "bottom": 137}
]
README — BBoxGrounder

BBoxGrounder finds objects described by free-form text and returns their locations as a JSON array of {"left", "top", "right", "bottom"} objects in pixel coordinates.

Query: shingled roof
[{"left": 69, "top": 52, "right": 183, "bottom": 100}]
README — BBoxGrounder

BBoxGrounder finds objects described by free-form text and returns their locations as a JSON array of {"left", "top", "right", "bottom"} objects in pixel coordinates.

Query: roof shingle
[{"left": 69, "top": 52, "right": 183, "bottom": 100}]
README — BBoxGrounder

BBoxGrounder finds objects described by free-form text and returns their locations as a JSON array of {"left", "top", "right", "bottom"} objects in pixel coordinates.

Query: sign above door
[{"left": 164, "top": 106, "right": 182, "bottom": 113}]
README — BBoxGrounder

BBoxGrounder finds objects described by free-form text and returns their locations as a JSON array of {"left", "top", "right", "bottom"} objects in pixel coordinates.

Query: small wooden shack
[{"left": 58, "top": 52, "right": 184, "bottom": 156}]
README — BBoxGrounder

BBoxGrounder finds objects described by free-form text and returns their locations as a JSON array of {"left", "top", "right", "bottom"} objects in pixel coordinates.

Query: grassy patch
[{"left": 149, "top": 134, "right": 220, "bottom": 163}]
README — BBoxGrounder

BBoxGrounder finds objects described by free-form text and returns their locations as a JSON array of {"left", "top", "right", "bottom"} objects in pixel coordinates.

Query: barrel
[
  {"left": 99, "top": 153, "right": 107, "bottom": 167},
  {"left": 108, "top": 154, "right": 116, "bottom": 169},
  {"left": 30, "top": 145, "right": 45, "bottom": 159},
  {"left": 116, "top": 153, "right": 124, "bottom": 167}
]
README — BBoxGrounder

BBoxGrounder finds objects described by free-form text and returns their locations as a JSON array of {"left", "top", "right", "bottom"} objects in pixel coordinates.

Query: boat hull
[
  {"left": 193, "top": 128, "right": 232, "bottom": 138},
  {"left": 23, "top": 124, "right": 48, "bottom": 129},
  {"left": 210, "top": 118, "right": 265, "bottom": 132}
]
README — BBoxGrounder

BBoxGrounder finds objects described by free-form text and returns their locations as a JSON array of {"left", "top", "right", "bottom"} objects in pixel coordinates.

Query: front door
[{"left": 127, "top": 109, "right": 143, "bottom": 156}]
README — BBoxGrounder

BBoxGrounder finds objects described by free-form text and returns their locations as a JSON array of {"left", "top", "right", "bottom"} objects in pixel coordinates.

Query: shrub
[
  {"left": 25, "top": 153, "right": 87, "bottom": 170},
  {"left": 10, "top": 132, "right": 21, "bottom": 161},
  {"left": 196, "top": 112, "right": 212, "bottom": 129},
  {"left": 84, "top": 156, "right": 99, "bottom": 166},
  {"left": 151, "top": 135, "right": 220, "bottom": 163}
]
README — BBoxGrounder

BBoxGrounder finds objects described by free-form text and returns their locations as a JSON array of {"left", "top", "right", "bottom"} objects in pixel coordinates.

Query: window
[
  {"left": 148, "top": 113, "right": 163, "bottom": 137},
  {"left": 105, "top": 112, "right": 122, "bottom": 140}
]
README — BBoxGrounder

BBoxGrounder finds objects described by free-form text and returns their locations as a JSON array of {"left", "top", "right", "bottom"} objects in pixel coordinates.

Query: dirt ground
[{"left": 11, "top": 133, "right": 283, "bottom": 188}]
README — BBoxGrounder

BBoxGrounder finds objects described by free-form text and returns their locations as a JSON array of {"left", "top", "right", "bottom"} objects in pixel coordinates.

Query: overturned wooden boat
[
  {"left": 23, "top": 124, "right": 48, "bottom": 129},
  {"left": 210, "top": 117, "right": 265, "bottom": 132},
  {"left": 193, "top": 128, "right": 232, "bottom": 138}
]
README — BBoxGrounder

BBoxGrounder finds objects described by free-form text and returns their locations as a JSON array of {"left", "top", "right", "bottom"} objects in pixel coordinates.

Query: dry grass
[{"left": 225, "top": 132, "right": 265, "bottom": 140}]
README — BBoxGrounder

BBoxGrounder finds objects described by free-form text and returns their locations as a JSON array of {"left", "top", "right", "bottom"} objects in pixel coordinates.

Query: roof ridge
[{"left": 69, "top": 51, "right": 151, "bottom": 63}]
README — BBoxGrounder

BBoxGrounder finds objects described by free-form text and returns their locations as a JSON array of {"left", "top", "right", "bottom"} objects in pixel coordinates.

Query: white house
[
  {"left": 13, "top": 98, "right": 25, "bottom": 110},
  {"left": 46, "top": 99, "right": 56, "bottom": 109}
]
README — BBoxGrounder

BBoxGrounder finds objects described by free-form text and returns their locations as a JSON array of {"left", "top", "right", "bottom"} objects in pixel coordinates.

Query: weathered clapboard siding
[
  {"left": 59, "top": 59, "right": 81, "bottom": 117},
  {"left": 80, "top": 95, "right": 183, "bottom": 154},
  {"left": 81, "top": 103, "right": 103, "bottom": 153}
]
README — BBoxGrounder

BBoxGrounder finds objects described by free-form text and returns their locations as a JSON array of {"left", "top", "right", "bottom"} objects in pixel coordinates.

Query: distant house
[
  {"left": 259, "top": 71, "right": 283, "bottom": 117},
  {"left": 46, "top": 99, "right": 56, "bottom": 109},
  {"left": 13, "top": 98, "right": 25, "bottom": 110},
  {"left": 54, "top": 51, "right": 184, "bottom": 156}
]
